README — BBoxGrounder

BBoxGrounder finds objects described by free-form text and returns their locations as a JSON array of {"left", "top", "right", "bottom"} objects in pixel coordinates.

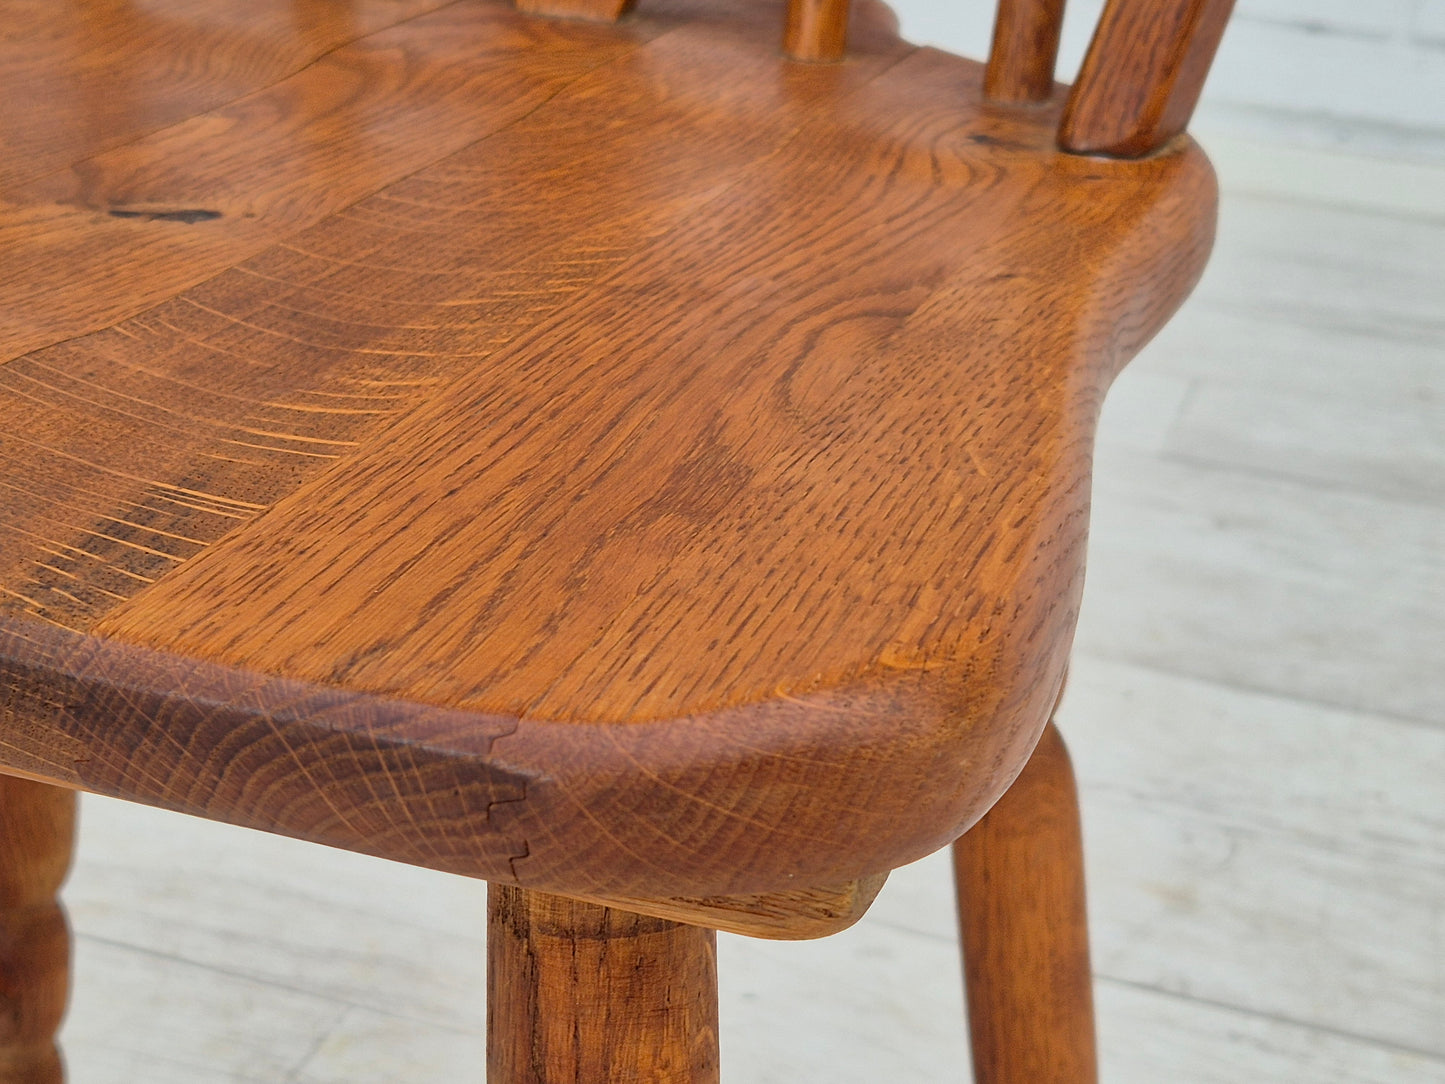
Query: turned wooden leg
[
  {"left": 487, "top": 884, "right": 719, "bottom": 1084},
  {"left": 0, "top": 776, "right": 75, "bottom": 1084},
  {"left": 953, "top": 723, "right": 1096, "bottom": 1084}
]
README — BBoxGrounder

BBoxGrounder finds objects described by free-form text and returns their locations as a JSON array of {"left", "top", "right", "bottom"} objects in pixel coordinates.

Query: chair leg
[
  {"left": 953, "top": 723, "right": 1097, "bottom": 1084},
  {"left": 487, "top": 884, "right": 719, "bottom": 1084},
  {"left": 0, "top": 776, "right": 75, "bottom": 1084}
]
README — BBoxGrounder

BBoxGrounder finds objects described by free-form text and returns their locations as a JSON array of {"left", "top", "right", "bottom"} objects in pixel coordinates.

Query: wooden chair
[{"left": 0, "top": 0, "right": 1234, "bottom": 1078}]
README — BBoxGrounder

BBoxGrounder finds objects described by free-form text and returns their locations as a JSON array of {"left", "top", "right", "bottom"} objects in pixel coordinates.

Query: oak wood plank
[
  {"left": 0, "top": 0, "right": 1220, "bottom": 902},
  {"left": 0, "top": 4, "right": 910, "bottom": 634},
  {"left": 94, "top": 47, "right": 1216, "bottom": 725},
  {"left": 0, "top": 3, "right": 660, "bottom": 363},
  {"left": 0, "top": 0, "right": 452, "bottom": 192}
]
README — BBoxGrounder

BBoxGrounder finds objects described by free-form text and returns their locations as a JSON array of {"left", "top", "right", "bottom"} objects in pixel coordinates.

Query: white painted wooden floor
[{"left": 55, "top": 135, "right": 1445, "bottom": 1082}]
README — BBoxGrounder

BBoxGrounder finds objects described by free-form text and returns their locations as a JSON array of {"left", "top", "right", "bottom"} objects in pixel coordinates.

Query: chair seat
[{"left": 0, "top": 0, "right": 1216, "bottom": 900}]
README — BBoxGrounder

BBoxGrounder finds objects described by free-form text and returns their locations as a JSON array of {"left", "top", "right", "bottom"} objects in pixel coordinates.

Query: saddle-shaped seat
[{"left": 0, "top": 0, "right": 1234, "bottom": 1079}]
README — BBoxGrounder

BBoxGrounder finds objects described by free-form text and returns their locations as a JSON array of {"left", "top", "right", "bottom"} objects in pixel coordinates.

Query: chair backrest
[
  {"left": 517, "top": 0, "right": 1234, "bottom": 158},
  {"left": 783, "top": 0, "right": 1235, "bottom": 158}
]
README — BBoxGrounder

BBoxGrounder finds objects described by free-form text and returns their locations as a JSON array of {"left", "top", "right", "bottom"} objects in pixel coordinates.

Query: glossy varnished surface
[{"left": 0, "top": 0, "right": 1219, "bottom": 899}]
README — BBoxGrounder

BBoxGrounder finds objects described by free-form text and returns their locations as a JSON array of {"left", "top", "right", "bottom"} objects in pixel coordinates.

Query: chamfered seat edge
[{"left": 0, "top": 610, "right": 1064, "bottom": 899}]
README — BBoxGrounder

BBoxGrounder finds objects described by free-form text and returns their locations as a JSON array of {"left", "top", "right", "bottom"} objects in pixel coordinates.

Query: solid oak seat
[
  {"left": 2, "top": 0, "right": 1238, "bottom": 1079},
  {"left": 0, "top": 0, "right": 1216, "bottom": 907}
]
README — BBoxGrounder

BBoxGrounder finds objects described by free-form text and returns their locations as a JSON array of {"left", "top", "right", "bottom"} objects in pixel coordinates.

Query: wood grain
[
  {"left": 1, "top": 0, "right": 1221, "bottom": 905},
  {"left": 92, "top": 52, "right": 1217, "bottom": 724},
  {"left": 487, "top": 885, "right": 719, "bottom": 1084},
  {"left": 1060, "top": 0, "right": 1237, "bottom": 157},
  {"left": 0, "top": 613, "right": 1034, "bottom": 901},
  {"left": 0, "top": 775, "right": 75, "bottom": 1084},
  {"left": 0, "top": 617, "right": 529, "bottom": 883},
  {"left": 0, "top": 3, "right": 659, "bottom": 363},
  {"left": 954, "top": 723, "right": 1096, "bottom": 1084},
  {"left": 516, "top": 0, "right": 637, "bottom": 20},
  {"left": 784, "top": 0, "right": 851, "bottom": 61},
  {"left": 39, "top": 156, "right": 1435, "bottom": 1082},
  {"left": 583, "top": 873, "right": 887, "bottom": 939},
  {"left": 0, "top": 0, "right": 452, "bottom": 193},
  {"left": 0, "top": 4, "right": 909, "bottom": 633},
  {"left": 985, "top": 0, "right": 1067, "bottom": 103},
  {"left": 1062, "top": 658, "right": 1445, "bottom": 1058}
]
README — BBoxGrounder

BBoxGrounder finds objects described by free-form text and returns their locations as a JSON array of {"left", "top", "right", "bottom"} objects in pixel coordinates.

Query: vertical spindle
[
  {"left": 985, "top": 0, "right": 1067, "bottom": 103},
  {"left": 784, "top": 0, "right": 851, "bottom": 62}
]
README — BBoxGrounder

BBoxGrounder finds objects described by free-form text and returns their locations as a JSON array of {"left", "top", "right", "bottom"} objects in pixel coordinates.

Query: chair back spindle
[
  {"left": 509, "top": 0, "right": 1232, "bottom": 153},
  {"left": 985, "top": 0, "right": 1067, "bottom": 103},
  {"left": 1059, "top": 0, "right": 1235, "bottom": 157},
  {"left": 784, "top": 0, "right": 851, "bottom": 62}
]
